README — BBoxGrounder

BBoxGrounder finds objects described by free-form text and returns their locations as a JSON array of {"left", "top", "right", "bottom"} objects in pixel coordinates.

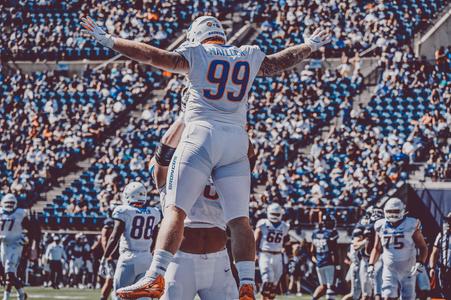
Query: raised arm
[
  {"left": 257, "top": 28, "right": 331, "bottom": 76},
  {"left": 81, "top": 17, "right": 189, "bottom": 74}
]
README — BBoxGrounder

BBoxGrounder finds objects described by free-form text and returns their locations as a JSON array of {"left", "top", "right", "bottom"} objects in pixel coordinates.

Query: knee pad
[{"left": 155, "top": 143, "right": 176, "bottom": 166}]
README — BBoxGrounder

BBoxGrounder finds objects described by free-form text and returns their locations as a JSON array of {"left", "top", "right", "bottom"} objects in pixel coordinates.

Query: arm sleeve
[
  {"left": 240, "top": 45, "right": 266, "bottom": 73},
  {"left": 112, "top": 206, "right": 127, "bottom": 223},
  {"left": 174, "top": 41, "right": 200, "bottom": 69}
]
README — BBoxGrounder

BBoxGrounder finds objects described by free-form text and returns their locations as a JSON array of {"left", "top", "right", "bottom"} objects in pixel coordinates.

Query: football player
[
  {"left": 429, "top": 212, "right": 450, "bottom": 299},
  {"left": 369, "top": 198, "right": 428, "bottom": 300},
  {"left": 254, "top": 203, "right": 290, "bottom": 300},
  {"left": 356, "top": 207, "right": 384, "bottom": 300},
  {"left": 81, "top": 15, "right": 330, "bottom": 300},
  {"left": 98, "top": 218, "right": 118, "bottom": 300},
  {"left": 311, "top": 215, "right": 338, "bottom": 300},
  {"left": 101, "top": 181, "right": 161, "bottom": 300},
  {"left": 0, "top": 194, "right": 29, "bottom": 300},
  {"left": 151, "top": 113, "right": 254, "bottom": 299}
]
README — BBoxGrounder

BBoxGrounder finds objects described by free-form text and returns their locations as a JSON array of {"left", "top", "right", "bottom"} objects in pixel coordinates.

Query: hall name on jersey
[{"left": 207, "top": 47, "right": 246, "bottom": 57}]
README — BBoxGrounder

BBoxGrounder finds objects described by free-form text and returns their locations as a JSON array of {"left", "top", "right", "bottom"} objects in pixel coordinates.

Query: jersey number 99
[
  {"left": 203, "top": 60, "right": 250, "bottom": 102},
  {"left": 130, "top": 216, "right": 155, "bottom": 240}
]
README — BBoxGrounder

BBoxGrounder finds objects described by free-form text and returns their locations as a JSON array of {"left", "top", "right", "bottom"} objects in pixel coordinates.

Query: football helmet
[
  {"left": 267, "top": 203, "right": 283, "bottom": 223},
  {"left": 1, "top": 193, "right": 17, "bottom": 213},
  {"left": 370, "top": 207, "right": 384, "bottom": 222},
  {"left": 122, "top": 181, "right": 147, "bottom": 207},
  {"left": 322, "top": 214, "right": 336, "bottom": 230},
  {"left": 186, "top": 16, "right": 227, "bottom": 44},
  {"left": 384, "top": 198, "right": 405, "bottom": 223}
]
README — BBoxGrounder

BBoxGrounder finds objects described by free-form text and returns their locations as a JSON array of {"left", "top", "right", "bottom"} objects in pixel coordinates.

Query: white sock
[
  {"left": 148, "top": 249, "right": 174, "bottom": 279},
  {"left": 236, "top": 261, "right": 255, "bottom": 286},
  {"left": 3, "top": 291, "right": 10, "bottom": 300}
]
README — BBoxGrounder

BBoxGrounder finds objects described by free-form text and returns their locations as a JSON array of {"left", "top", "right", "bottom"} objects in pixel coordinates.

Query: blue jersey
[{"left": 312, "top": 228, "right": 336, "bottom": 267}]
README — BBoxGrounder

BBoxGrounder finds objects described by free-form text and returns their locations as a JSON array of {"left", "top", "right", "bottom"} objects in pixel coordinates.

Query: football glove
[
  {"left": 304, "top": 28, "right": 332, "bottom": 52},
  {"left": 80, "top": 16, "right": 115, "bottom": 48},
  {"left": 410, "top": 262, "right": 424, "bottom": 276},
  {"left": 367, "top": 264, "right": 375, "bottom": 280}
]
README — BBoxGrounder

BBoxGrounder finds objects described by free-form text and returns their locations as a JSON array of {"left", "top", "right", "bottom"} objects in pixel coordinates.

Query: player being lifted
[
  {"left": 101, "top": 182, "right": 162, "bottom": 300},
  {"left": 254, "top": 203, "right": 290, "bottom": 300},
  {"left": 150, "top": 112, "right": 256, "bottom": 299},
  {"left": 81, "top": 15, "right": 330, "bottom": 300},
  {"left": 0, "top": 194, "right": 29, "bottom": 300},
  {"left": 369, "top": 198, "right": 428, "bottom": 300}
]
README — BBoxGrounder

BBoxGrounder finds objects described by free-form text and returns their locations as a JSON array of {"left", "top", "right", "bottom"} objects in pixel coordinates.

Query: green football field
[{"left": 0, "top": 287, "right": 344, "bottom": 299}]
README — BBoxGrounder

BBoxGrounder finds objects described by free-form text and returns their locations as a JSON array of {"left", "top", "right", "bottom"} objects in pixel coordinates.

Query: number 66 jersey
[
  {"left": 112, "top": 204, "right": 162, "bottom": 254},
  {"left": 257, "top": 219, "right": 290, "bottom": 253},
  {"left": 374, "top": 216, "right": 420, "bottom": 266}
]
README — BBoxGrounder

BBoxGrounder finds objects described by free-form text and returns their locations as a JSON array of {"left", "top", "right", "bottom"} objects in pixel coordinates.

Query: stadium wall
[{"left": 415, "top": 6, "right": 451, "bottom": 60}]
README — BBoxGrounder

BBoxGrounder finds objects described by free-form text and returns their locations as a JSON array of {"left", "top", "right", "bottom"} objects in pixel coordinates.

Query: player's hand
[
  {"left": 367, "top": 264, "right": 375, "bottom": 280},
  {"left": 410, "top": 262, "right": 424, "bottom": 276},
  {"left": 80, "top": 16, "right": 115, "bottom": 48},
  {"left": 304, "top": 28, "right": 332, "bottom": 52}
]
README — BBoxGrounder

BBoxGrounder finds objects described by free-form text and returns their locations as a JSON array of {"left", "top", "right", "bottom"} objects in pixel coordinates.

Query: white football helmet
[
  {"left": 122, "top": 181, "right": 147, "bottom": 207},
  {"left": 384, "top": 198, "right": 405, "bottom": 223},
  {"left": 267, "top": 203, "right": 283, "bottom": 223},
  {"left": 186, "top": 16, "right": 227, "bottom": 44},
  {"left": 1, "top": 194, "right": 17, "bottom": 213}
]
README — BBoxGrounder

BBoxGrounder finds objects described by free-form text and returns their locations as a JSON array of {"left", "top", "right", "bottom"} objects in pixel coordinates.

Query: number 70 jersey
[
  {"left": 374, "top": 216, "right": 420, "bottom": 264},
  {"left": 175, "top": 41, "right": 266, "bottom": 127},
  {"left": 112, "top": 205, "right": 162, "bottom": 253},
  {"left": 257, "top": 219, "right": 289, "bottom": 252}
]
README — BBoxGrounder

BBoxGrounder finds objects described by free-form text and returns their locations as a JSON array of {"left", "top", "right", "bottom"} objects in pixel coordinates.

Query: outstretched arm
[
  {"left": 257, "top": 28, "right": 331, "bottom": 76},
  {"left": 81, "top": 17, "right": 189, "bottom": 74}
]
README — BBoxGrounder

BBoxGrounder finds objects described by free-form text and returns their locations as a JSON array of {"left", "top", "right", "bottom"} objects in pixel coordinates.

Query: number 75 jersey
[
  {"left": 175, "top": 41, "right": 266, "bottom": 127},
  {"left": 112, "top": 205, "right": 162, "bottom": 254},
  {"left": 257, "top": 219, "right": 289, "bottom": 252},
  {"left": 374, "top": 217, "right": 420, "bottom": 264}
]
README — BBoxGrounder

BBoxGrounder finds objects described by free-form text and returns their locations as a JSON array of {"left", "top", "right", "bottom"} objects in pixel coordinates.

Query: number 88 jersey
[
  {"left": 112, "top": 205, "right": 162, "bottom": 254},
  {"left": 374, "top": 216, "right": 419, "bottom": 264},
  {"left": 257, "top": 219, "right": 289, "bottom": 252}
]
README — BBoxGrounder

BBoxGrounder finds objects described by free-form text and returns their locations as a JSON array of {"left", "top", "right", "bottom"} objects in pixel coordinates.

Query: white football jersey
[
  {"left": 160, "top": 182, "right": 226, "bottom": 230},
  {"left": 175, "top": 42, "right": 266, "bottom": 126},
  {"left": 257, "top": 219, "right": 290, "bottom": 252},
  {"left": 112, "top": 205, "right": 162, "bottom": 253},
  {"left": 0, "top": 208, "right": 27, "bottom": 245},
  {"left": 184, "top": 183, "right": 226, "bottom": 230},
  {"left": 374, "top": 217, "right": 420, "bottom": 264}
]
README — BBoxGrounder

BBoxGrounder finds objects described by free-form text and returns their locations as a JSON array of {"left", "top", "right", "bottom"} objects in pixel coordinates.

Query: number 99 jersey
[
  {"left": 257, "top": 219, "right": 289, "bottom": 253},
  {"left": 374, "top": 217, "right": 419, "bottom": 265},
  {"left": 112, "top": 205, "right": 162, "bottom": 254},
  {"left": 175, "top": 41, "right": 265, "bottom": 127}
]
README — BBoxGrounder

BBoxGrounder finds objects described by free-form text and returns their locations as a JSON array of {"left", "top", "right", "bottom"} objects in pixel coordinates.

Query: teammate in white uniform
[
  {"left": 254, "top": 204, "right": 290, "bottom": 300},
  {"left": 369, "top": 198, "right": 428, "bottom": 300},
  {"left": 0, "top": 194, "right": 28, "bottom": 300},
  {"left": 101, "top": 182, "right": 162, "bottom": 300},
  {"left": 81, "top": 14, "right": 331, "bottom": 300},
  {"left": 149, "top": 113, "right": 255, "bottom": 299}
]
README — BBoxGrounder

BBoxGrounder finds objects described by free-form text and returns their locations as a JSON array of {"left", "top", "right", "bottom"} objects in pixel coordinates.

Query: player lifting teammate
[{"left": 81, "top": 15, "right": 331, "bottom": 299}]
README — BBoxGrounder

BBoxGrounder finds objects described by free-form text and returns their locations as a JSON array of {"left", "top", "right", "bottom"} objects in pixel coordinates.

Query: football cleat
[
  {"left": 239, "top": 284, "right": 255, "bottom": 300},
  {"left": 116, "top": 275, "right": 165, "bottom": 299}
]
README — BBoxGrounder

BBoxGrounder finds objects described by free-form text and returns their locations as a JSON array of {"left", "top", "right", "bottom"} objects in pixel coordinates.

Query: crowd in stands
[
  {"left": 1, "top": 0, "right": 237, "bottom": 60},
  {"left": 246, "top": 0, "right": 447, "bottom": 56},
  {"left": 0, "top": 62, "right": 161, "bottom": 207}
]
